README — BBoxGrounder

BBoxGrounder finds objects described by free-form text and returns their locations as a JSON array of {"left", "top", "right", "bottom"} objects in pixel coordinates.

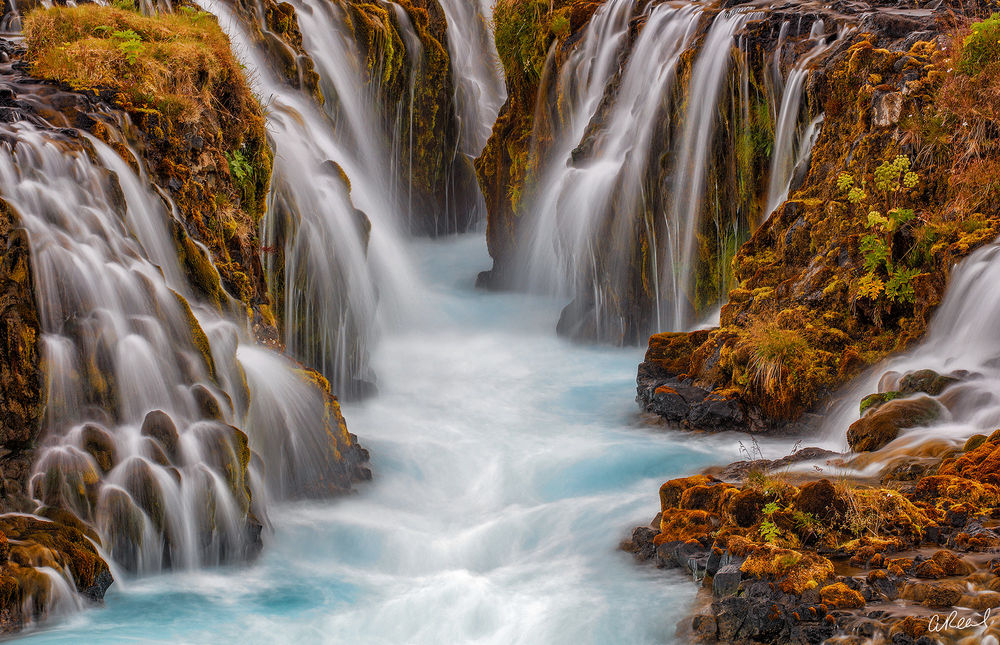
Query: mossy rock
[
  {"left": 847, "top": 396, "right": 943, "bottom": 452},
  {"left": 860, "top": 391, "right": 900, "bottom": 416}
]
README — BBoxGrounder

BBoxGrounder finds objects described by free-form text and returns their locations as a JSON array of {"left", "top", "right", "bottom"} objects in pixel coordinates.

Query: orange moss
[{"left": 819, "top": 582, "right": 865, "bottom": 609}]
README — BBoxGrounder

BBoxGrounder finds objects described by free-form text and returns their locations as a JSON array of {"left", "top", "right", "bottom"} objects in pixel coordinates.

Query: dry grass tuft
[{"left": 24, "top": 5, "right": 257, "bottom": 125}]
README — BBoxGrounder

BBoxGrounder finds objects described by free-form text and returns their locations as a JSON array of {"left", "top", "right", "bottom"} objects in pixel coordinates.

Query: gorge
[{"left": 0, "top": 0, "right": 996, "bottom": 643}]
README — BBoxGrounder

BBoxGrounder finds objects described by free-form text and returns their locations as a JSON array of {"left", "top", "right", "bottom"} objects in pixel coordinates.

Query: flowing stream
[
  {"left": 17, "top": 234, "right": 755, "bottom": 644},
  {"left": 0, "top": 0, "right": 865, "bottom": 639}
]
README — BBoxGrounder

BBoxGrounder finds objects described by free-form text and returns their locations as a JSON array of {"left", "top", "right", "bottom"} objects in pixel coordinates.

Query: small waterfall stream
[
  {"left": 1, "top": 120, "right": 355, "bottom": 575},
  {"left": 764, "top": 21, "right": 839, "bottom": 216},
  {"left": 820, "top": 241, "right": 1000, "bottom": 472},
  {"left": 437, "top": 0, "right": 505, "bottom": 157},
  {"left": 662, "top": 8, "right": 759, "bottom": 331},
  {"left": 199, "top": 0, "right": 426, "bottom": 398},
  {"left": 522, "top": 2, "right": 702, "bottom": 336}
]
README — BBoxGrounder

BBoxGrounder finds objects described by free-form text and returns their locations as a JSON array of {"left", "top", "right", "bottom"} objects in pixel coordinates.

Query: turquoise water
[{"left": 18, "top": 235, "right": 752, "bottom": 644}]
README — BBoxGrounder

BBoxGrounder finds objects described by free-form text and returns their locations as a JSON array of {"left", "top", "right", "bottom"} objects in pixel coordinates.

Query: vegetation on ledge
[
  {"left": 476, "top": 0, "right": 602, "bottom": 285},
  {"left": 626, "top": 429, "right": 1000, "bottom": 642},
  {"left": 639, "top": 17, "right": 1000, "bottom": 430},
  {"left": 24, "top": 4, "right": 274, "bottom": 316}
]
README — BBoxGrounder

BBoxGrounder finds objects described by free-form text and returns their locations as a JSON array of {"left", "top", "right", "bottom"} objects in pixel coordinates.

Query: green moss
[
  {"left": 493, "top": 0, "right": 557, "bottom": 85},
  {"left": 960, "top": 13, "right": 1000, "bottom": 76}
]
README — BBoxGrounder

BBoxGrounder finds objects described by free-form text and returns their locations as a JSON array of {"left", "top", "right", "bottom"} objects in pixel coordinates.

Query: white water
[
  {"left": 437, "top": 0, "right": 506, "bottom": 157},
  {"left": 822, "top": 242, "right": 1000, "bottom": 469},
  {"left": 520, "top": 3, "right": 702, "bottom": 338},
  {"left": 764, "top": 21, "right": 841, "bottom": 217},
  {"left": 201, "top": 0, "right": 426, "bottom": 397},
  {"left": 0, "top": 122, "right": 354, "bottom": 578},
  {"left": 17, "top": 234, "right": 756, "bottom": 645},
  {"left": 517, "top": 0, "right": 635, "bottom": 296},
  {"left": 664, "top": 9, "right": 758, "bottom": 331}
]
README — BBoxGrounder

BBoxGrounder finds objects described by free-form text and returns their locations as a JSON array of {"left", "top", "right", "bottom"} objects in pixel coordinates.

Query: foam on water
[{"left": 16, "top": 234, "right": 773, "bottom": 645}]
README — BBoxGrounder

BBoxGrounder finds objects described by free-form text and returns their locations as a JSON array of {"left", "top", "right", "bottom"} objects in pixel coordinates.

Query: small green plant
[
  {"left": 111, "top": 29, "right": 144, "bottom": 65},
  {"left": 960, "top": 13, "right": 1000, "bottom": 76},
  {"left": 226, "top": 148, "right": 253, "bottom": 184},
  {"left": 792, "top": 510, "right": 816, "bottom": 529},
  {"left": 759, "top": 501, "right": 782, "bottom": 543},
  {"left": 839, "top": 156, "right": 922, "bottom": 307},
  {"left": 759, "top": 519, "right": 780, "bottom": 543}
]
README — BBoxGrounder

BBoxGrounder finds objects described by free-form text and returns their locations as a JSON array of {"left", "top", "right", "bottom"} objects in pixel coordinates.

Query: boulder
[{"left": 847, "top": 396, "right": 943, "bottom": 452}]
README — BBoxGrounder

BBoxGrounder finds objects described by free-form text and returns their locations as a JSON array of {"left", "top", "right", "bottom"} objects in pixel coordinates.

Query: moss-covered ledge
[
  {"left": 23, "top": 4, "right": 276, "bottom": 330},
  {"left": 638, "top": 22, "right": 1000, "bottom": 432}
]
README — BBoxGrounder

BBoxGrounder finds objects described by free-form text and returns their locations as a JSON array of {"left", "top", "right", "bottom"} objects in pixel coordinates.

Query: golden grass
[{"left": 24, "top": 5, "right": 256, "bottom": 125}]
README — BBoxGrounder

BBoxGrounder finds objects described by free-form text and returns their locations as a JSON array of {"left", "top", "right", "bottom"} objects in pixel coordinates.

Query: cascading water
[
  {"left": 515, "top": 0, "right": 635, "bottom": 299},
  {"left": 437, "top": 0, "right": 505, "bottom": 157},
  {"left": 763, "top": 21, "right": 834, "bottom": 216},
  {"left": 0, "top": 119, "right": 356, "bottom": 576},
  {"left": 200, "top": 0, "right": 425, "bottom": 398},
  {"left": 521, "top": 3, "right": 702, "bottom": 338},
  {"left": 663, "top": 9, "right": 758, "bottom": 332},
  {"left": 821, "top": 242, "right": 1000, "bottom": 472}
]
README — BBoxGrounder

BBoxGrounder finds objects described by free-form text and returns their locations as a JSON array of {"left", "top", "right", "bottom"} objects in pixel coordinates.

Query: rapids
[{"left": 14, "top": 234, "right": 773, "bottom": 644}]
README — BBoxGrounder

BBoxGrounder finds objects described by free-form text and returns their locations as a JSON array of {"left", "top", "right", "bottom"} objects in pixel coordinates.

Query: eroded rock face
[
  {"left": 0, "top": 515, "right": 113, "bottom": 633},
  {"left": 0, "top": 199, "right": 41, "bottom": 513},
  {"left": 635, "top": 5, "right": 1000, "bottom": 431}
]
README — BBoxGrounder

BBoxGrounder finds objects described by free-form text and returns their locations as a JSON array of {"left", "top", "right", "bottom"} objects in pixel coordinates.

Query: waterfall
[
  {"left": 764, "top": 21, "right": 833, "bottom": 216},
  {"left": 821, "top": 242, "right": 1000, "bottom": 467},
  {"left": 1, "top": 121, "right": 356, "bottom": 575},
  {"left": 200, "top": 0, "right": 425, "bottom": 399},
  {"left": 437, "top": 0, "right": 506, "bottom": 157},
  {"left": 520, "top": 3, "right": 702, "bottom": 337},
  {"left": 514, "top": 0, "right": 637, "bottom": 297},
  {"left": 663, "top": 9, "right": 758, "bottom": 332}
]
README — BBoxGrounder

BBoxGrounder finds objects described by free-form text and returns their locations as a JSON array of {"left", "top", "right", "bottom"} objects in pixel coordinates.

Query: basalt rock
[
  {"left": 341, "top": 0, "right": 480, "bottom": 236},
  {"left": 629, "top": 429, "right": 1000, "bottom": 643},
  {"left": 0, "top": 515, "right": 112, "bottom": 633},
  {"left": 847, "top": 396, "right": 943, "bottom": 452}
]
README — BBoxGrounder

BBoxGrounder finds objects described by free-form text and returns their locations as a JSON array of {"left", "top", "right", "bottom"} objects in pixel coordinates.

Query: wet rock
[
  {"left": 80, "top": 424, "right": 117, "bottom": 473},
  {"left": 720, "top": 447, "right": 841, "bottom": 480},
  {"left": 898, "top": 369, "right": 959, "bottom": 396},
  {"left": 964, "top": 434, "right": 989, "bottom": 452},
  {"left": 847, "top": 396, "right": 943, "bottom": 452},
  {"left": 713, "top": 564, "right": 742, "bottom": 597},
  {"left": 191, "top": 384, "right": 224, "bottom": 421},
  {"left": 624, "top": 526, "right": 658, "bottom": 562},
  {"left": 860, "top": 391, "right": 900, "bottom": 416},
  {"left": 140, "top": 410, "right": 179, "bottom": 462},
  {"left": 690, "top": 614, "right": 717, "bottom": 640},
  {"left": 872, "top": 91, "right": 903, "bottom": 127}
]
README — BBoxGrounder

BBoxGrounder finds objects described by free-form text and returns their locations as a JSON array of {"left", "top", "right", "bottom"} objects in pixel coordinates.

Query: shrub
[
  {"left": 960, "top": 13, "right": 1000, "bottom": 76},
  {"left": 838, "top": 156, "right": 922, "bottom": 307},
  {"left": 748, "top": 324, "right": 808, "bottom": 393}
]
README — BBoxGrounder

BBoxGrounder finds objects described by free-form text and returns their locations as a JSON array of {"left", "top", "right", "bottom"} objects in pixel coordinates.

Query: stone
[
  {"left": 820, "top": 582, "right": 865, "bottom": 609},
  {"left": 714, "top": 564, "right": 742, "bottom": 597},
  {"left": 847, "top": 396, "right": 943, "bottom": 452},
  {"left": 140, "top": 410, "right": 180, "bottom": 461},
  {"left": 873, "top": 91, "right": 903, "bottom": 127}
]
